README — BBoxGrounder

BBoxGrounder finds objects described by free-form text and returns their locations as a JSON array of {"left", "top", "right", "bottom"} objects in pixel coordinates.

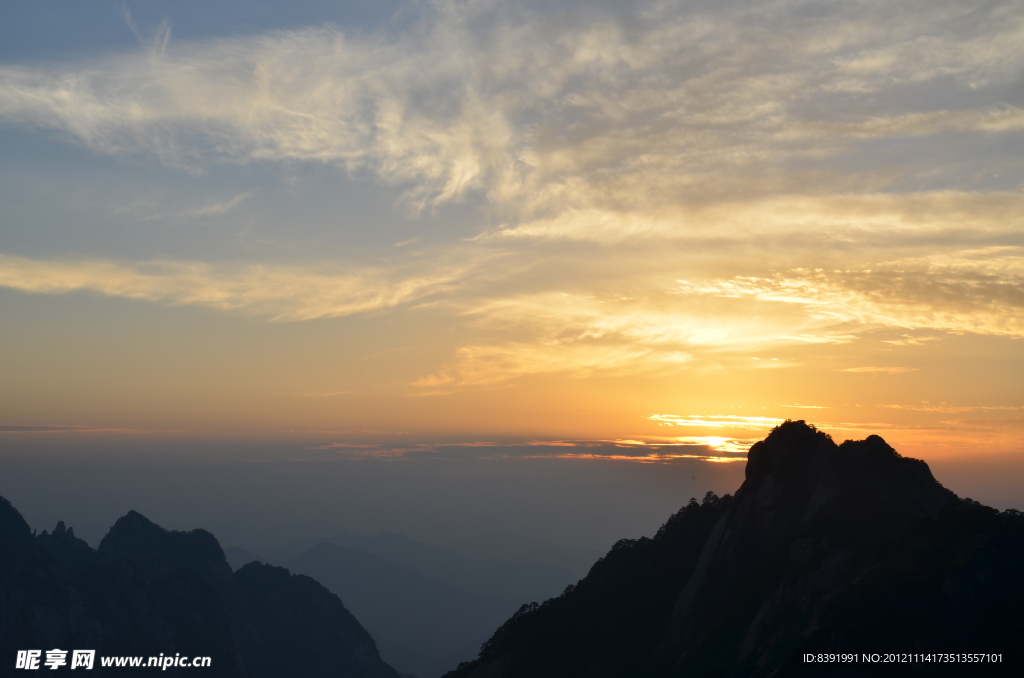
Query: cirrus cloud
[
  {"left": 1, "top": 0, "right": 1021, "bottom": 220},
  {"left": 0, "top": 251, "right": 472, "bottom": 321}
]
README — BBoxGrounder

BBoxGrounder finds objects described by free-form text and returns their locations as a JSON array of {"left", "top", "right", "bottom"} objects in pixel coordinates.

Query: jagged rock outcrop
[
  {"left": 444, "top": 421, "right": 1024, "bottom": 678},
  {"left": 0, "top": 498, "right": 400, "bottom": 678},
  {"left": 656, "top": 423, "right": 965, "bottom": 676}
]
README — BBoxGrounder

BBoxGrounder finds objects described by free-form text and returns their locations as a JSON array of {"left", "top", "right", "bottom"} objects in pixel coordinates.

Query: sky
[{"left": 1, "top": 0, "right": 1023, "bottom": 550}]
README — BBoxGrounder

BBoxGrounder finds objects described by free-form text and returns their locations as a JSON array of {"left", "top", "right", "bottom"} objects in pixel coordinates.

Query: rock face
[
  {"left": 444, "top": 421, "right": 1024, "bottom": 678},
  {"left": 0, "top": 500, "right": 399, "bottom": 678}
]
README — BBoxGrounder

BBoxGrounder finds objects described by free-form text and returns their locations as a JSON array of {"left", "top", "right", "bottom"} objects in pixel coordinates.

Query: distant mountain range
[
  {"left": 224, "top": 529, "right": 588, "bottom": 677},
  {"left": 0, "top": 498, "right": 398, "bottom": 678},
  {"left": 444, "top": 421, "right": 1024, "bottom": 677}
]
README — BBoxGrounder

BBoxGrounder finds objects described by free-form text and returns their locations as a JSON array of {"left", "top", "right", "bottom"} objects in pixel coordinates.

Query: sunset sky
[{"left": 1, "top": 1, "right": 1022, "bottom": 546}]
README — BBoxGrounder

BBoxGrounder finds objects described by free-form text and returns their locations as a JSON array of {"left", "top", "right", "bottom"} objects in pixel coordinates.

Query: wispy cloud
[
  {"left": 183, "top": 191, "right": 254, "bottom": 218},
  {"left": 647, "top": 414, "right": 785, "bottom": 429},
  {"left": 540, "top": 452, "right": 747, "bottom": 464},
  {"left": 120, "top": 4, "right": 173, "bottom": 60},
  {"left": 642, "top": 414, "right": 1005, "bottom": 442},
  {"left": 413, "top": 290, "right": 834, "bottom": 387},
  {"left": 306, "top": 435, "right": 754, "bottom": 462},
  {"left": 487, "top": 193, "right": 1024, "bottom": 243},
  {"left": 677, "top": 259, "right": 1024, "bottom": 339},
  {"left": 0, "top": 252, "right": 471, "bottom": 321},
  {"left": 118, "top": 191, "right": 255, "bottom": 222},
  {"left": 281, "top": 390, "right": 353, "bottom": 398},
  {"left": 412, "top": 342, "right": 692, "bottom": 390},
  {"left": 0, "top": 424, "right": 158, "bottom": 434},
  {"left": 881, "top": 334, "right": 942, "bottom": 346},
  {"left": 414, "top": 240, "right": 1023, "bottom": 387},
  {"left": 0, "top": 425, "right": 94, "bottom": 432},
  {"left": 1, "top": 1, "right": 1021, "bottom": 217},
  {"left": 840, "top": 366, "right": 918, "bottom": 374},
  {"left": 880, "top": 403, "right": 1024, "bottom": 413}
]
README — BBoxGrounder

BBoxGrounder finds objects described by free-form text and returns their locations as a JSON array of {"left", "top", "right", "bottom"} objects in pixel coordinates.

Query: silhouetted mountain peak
[
  {"left": 745, "top": 419, "right": 836, "bottom": 483},
  {"left": 37, "top": 520, "right": 95, "bottom": 574},
  {"left": 660, "top": 422, "right": 966, "bottom": 674},
  {"left": 99, "top": 509, "right": 231, "bottom": 582},
  {"left": 446, "top": 422, "right": 1023, "bottom": 678},
  {"left": 734, "top": 421, "right": 956, "bottom": 556},
  {"left": 738, "top": 421, "right": 954, "bottom": 534}
]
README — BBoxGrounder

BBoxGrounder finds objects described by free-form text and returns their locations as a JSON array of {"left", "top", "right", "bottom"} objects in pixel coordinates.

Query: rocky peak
[
  {"left": 803, "top": 434, "right": 956, "bottom": 545},
  {"left": 98, "top": 509, "right": 233, "bottom": 586},
  {"left": 37, "top": 520, "right": 96, "bottom": 574},
  {"left": 744, "top": 419, "right": 836, "bottom": 484},
  {"left": 661, "top": 420, "right": 962, "bottom": 675}
]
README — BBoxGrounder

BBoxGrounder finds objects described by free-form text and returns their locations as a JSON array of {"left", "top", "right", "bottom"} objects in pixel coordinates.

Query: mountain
[
  {"left": 287, "top": 542, "right": 520, "bottom": 678},
  {"left": 226, "top": 531, "right": 580, "bottom": 677},
  {"left": 444, "top": 421, "right": 1024, "bottom": 678},
  {"left": 0, "top": 497, "right": 399, "bottom": 678}
]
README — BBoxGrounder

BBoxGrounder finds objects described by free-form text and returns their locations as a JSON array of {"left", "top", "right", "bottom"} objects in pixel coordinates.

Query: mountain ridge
[
  {"left": 443, "top": 421, "right": 1024, "bottom": 678},
  {"left": 0, "top": 497, "right": 399, "bottom": 678}
]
